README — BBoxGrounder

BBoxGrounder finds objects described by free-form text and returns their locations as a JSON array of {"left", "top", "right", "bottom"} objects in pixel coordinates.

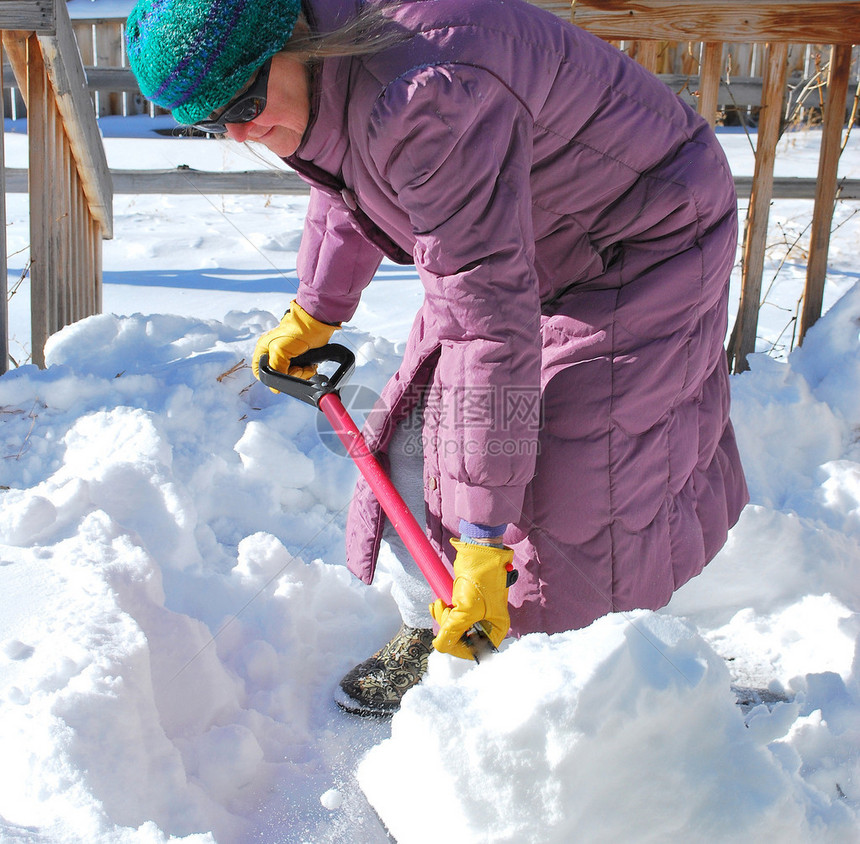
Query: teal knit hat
[{"left": 126, "top": 0, "right": 302, "bottom": 125}]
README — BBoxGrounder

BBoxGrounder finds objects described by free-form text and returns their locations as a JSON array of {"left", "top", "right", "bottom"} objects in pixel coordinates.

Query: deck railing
[
  {"left": 0, "top": 0, "right": 112, "bottom": 372},
  {"left": 570, "top": 0, "right": 860, "bottom": 371},
  {"left": 1, "top": 1, "right": 858, "bottom": 374}
]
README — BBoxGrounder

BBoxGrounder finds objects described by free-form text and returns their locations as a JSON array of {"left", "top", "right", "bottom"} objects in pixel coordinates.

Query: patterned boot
[{"left": 334, "top": 624, "right": 434, "bottom": 717}]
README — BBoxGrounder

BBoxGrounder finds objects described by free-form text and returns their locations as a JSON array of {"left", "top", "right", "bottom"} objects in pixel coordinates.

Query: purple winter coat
[{"left": 287, "top": 0, "right": 749, "bottom": 636}]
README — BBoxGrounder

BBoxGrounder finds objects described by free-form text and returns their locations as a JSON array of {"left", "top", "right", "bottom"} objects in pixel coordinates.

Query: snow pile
[
  {"left": 361, "top": 612, "right": 856, "bottom": 842},
  {"left": 1, "top": 297, "right": 858, "bottom": 843},
  {"left": 0, "top": 315, "right": 404, "bottom": 841},
  {"left": 358, "top": 286, "right": 860, "bottom": 843}
]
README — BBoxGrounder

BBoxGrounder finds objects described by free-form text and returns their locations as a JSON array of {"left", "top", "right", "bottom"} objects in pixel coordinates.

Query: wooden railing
[
  {"left": 0, "top": 0, "right": 112, "bottom": 372},
  {"left": 2, "top": 2, "right": 857, "bottom": 375},
  {"left": 5, "top": 6, "right": 855, "bottom": 120},
  {"left": 571, "top": 0, "right": 860, "bottom": 371}
]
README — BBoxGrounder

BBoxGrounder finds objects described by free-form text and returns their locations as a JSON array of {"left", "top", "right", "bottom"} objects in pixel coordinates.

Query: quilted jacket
[{"left": 286, "top": 0, "right": 749, "bottom": 635}]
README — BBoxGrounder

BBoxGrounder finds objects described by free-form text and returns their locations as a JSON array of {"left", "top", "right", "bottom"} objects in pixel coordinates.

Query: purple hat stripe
[
  {"left": 151, "top": 0, "right": 247, "bottom": 106},
  {"left": 152, "top": 0, "right": 244, "bottom": 103},
  {"left": 169, "top": 1, "right": 253, "bottom": 108}
]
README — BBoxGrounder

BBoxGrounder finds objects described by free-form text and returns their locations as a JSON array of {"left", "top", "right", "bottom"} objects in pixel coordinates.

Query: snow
[{"left": 1, "top": 117, "right": 860, "bottom": 842}]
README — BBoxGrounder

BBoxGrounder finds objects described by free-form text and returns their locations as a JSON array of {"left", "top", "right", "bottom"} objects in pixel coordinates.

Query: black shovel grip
[{"left": 257, "top": 343, "right": 355, "bottom": 408}]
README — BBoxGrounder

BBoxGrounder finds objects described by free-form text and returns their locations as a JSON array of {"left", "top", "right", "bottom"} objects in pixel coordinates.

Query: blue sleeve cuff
[{"left": 458, "top": 518, "right": 508, "bottom": 539}]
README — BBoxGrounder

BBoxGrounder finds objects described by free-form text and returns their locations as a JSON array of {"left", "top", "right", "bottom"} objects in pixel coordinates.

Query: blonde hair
[{"left": 282, "top": 6, "right": 404, "bottom": 63}]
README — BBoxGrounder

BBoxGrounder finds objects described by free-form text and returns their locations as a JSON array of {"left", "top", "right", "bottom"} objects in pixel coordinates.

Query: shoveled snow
[{"left": 0, "top": 119, "right": 858, "bottom": 842}]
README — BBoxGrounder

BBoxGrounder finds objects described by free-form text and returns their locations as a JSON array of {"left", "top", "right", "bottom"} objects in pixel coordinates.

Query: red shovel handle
[
  {"left": 257, "top": 346, "right": 454, "bottom": 603},
  {"left": 317, "top": 391, "right": 455, "bottom": 605},
  {"left": 258, "top": 345, "right": 497, "bottom": 661}
]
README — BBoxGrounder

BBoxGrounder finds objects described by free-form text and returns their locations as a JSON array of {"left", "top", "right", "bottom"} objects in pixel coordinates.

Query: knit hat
[{"left": 126, "top": 0, "right": 302, "bottom": 126}]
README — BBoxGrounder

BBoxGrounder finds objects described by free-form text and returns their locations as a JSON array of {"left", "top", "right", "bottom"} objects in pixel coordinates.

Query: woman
[{"left": 127, "top": 0, "right": 748, "bottom": 716}]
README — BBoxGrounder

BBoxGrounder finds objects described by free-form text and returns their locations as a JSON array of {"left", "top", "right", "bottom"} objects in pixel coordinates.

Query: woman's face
[{"left": 225, "top": 52, "right": 310, "bottom": 157}]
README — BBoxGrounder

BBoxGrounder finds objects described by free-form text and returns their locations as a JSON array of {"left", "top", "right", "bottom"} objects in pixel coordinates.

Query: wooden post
[
  {"left": 57, "top": 137, "right": 71, "bottom": 328},
  {"left": 93, "top": 214, "right": 102, "bottom": 312},
  {"left": 83, "top": 192, "right": 92, "bottom": 316},
  {"left": 2, "top": 33, "right": 29, "bottom": 100},
  {"left": 73, "top": 172, "right": 83, "bottom": 321},
  {"left": 0, "top": 48, "right": 7, "bottom": 375},
  {"left": 53, "top": 103, "right": 67, "bottom": 332},
  {"left": 80, "top": 181, "right": 89, "bottom": 317},
  {"left": 698, "top": 42, "right": 723, "bottom": 127},
  {"left": 728, "top": 41, "right": 789, "bottom": 372},
  {"left": 28, "top": 34, "right": 50, "bottom": 368},
  {"left": 47, "top": 83, "right": 60, "bottom": 337},
  {"left": 634, "top": 40, "right": 660, "bottom": 73},
  {"left": 799, "top": 43, "right": 854, "bottom": 342},
  {"left": 98, "top": 22, "right": 124, "bottom": 116},
  {"left": 72, "top": 22, "right": 94, "bottom": 103}
]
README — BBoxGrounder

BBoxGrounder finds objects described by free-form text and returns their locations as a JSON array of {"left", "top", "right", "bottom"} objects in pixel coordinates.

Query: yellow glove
[
  {"left": 252, "top": 301, "right": 339, "bottom": 382},
  {"left": 430, "top": 539, "right": 515, "bottom": 661}
]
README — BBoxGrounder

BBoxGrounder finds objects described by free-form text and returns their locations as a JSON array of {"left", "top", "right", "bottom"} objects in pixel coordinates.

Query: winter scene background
[{"left": 2, "top": 37, "right": 860, "bottom": 844}]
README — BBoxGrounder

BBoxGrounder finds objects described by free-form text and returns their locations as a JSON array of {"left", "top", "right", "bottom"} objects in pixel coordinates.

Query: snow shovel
[{"left": 258, "top": 343, "right": 502, "bottom": 661}]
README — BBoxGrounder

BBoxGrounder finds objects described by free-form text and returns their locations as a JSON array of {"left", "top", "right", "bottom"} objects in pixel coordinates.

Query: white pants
[{"left": 380, "top": 405, "right": 436, "bottom": 629}]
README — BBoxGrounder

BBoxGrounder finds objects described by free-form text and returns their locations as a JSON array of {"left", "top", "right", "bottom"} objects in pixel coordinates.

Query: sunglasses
[{"left": 193, "top": 58, "right": 272, "bottom": 134}]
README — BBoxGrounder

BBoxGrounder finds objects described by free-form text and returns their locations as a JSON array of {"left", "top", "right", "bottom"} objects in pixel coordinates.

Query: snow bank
[
  {"left": 358, "top": 284, "right": 860, "bottom": 843},
  {"left": 0, "top": 313, "right": 403, "bottom": 841},
  {"left": 360, "top": 613, "right": 856, "bottom": 842},
  {"left": 1, "top": 280, "right": 859, "bottom": 844}
]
